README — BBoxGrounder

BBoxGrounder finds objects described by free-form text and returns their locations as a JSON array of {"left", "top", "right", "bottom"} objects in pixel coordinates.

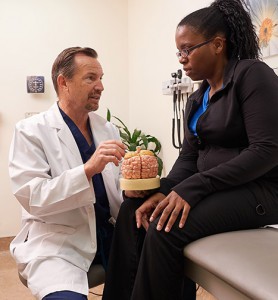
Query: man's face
[{"left": 65, "top": 54, "right": 104, "bottom": 112}]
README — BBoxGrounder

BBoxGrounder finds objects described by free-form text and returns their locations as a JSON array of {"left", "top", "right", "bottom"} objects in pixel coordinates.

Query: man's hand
[
  {"left": 84, "top": 140, "right": 126, "bottom": 179},
  {"left": 135, "top": 192, "right": 165, "bottom": 230},
  {"left": 149, "top": 191, "right": 190, "bottom": 232}
]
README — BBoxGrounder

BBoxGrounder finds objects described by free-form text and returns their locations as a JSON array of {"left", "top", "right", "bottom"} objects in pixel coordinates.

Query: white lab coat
[{"left": 9, "top": 102, "right": 123, "bottom": 297}]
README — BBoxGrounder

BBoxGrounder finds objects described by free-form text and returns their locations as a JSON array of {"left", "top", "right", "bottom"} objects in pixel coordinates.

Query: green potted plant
[{"left": 107, "top": 109, "right": 163, "bottom": 176}]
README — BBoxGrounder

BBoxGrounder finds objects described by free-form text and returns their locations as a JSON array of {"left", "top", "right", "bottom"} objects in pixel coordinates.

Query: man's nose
[{"left": 95, "top": 80, "right": 104, "bottom": 92}]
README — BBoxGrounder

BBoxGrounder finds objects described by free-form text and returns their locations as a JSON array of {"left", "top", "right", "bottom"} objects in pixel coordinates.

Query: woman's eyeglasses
[{"left": 176, "top": 39, "right": 214, "bottom": 59}]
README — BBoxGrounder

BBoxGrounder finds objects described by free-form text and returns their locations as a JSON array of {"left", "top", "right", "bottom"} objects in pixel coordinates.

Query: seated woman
[{"left": 103, "top": 0, "right": 278, "bottom": 299}]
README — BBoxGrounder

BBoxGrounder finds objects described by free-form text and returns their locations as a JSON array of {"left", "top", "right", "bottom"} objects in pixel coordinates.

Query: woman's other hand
[
  {"left": 135, "top": 192, "right": 165, "bottom": 230},
  {"left": 124, "top": 190, "right": 150, "bottom": 198}
]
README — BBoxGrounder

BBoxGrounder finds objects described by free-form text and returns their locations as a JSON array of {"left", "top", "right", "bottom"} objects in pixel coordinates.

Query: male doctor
[{"left": 9, "top": 47, "right": 126, "bottom": 300}]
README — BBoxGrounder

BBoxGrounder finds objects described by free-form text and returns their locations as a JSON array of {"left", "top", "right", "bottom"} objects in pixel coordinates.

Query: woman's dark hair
[
  {"left": 51, "top": 47, "right": 98, "bottom": 95},
  {"left": 177, "top": 0, "right": 260, "bottom": 60}
]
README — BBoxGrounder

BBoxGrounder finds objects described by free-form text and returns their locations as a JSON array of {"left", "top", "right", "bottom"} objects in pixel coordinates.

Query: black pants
[{"left": 103, "top": 181, "right": 278, "bottom": 300}]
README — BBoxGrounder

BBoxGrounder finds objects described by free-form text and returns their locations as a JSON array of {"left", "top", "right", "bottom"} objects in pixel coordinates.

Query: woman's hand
[
  {"left": 135, "top": 192, "right": 165, "bottom": 230},
  {"left": 124, "top": 190, "right": 150, "bottom": 198},
  {"left": 149, "top": 191, "right": 190, "bottom": 232}
]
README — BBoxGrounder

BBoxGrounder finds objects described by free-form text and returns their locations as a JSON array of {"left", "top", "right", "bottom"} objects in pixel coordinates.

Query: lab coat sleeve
[{"left": 9, "top": 121, "right": 94, "bottom": 217}]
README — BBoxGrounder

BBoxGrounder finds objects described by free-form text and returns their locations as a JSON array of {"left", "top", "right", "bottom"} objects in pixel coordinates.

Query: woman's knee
[
  {"left": 119, "top": 197, "right": 145, "bottom": 216},
  {"left": 145, "top": 217, "right": 192, "bottom": 250}
]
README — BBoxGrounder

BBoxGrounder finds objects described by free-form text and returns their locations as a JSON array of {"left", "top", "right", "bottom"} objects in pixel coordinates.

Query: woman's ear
[{"left": 213, "top": 37, "right": 226, "bottom": 54}]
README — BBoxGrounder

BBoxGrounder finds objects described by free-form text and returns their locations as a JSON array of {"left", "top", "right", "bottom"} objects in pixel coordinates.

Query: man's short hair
[{"left": 51, "top": 47, "right": 98, "bottom": 95}]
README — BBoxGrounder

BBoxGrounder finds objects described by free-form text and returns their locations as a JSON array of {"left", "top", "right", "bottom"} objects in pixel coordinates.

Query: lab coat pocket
[
  {"left": 29, "top": 221, "right": 76, "bottom": 236},
  {"left": 14, "top": 222, "right": 77, "bottom": 263},
  {"left": 36, "top": 223, "right": 76, "bottom": 258}
]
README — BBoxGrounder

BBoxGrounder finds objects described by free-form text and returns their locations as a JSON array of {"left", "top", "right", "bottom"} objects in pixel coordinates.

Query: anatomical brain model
[
  {"left": 120, "top": 147, "right": 160, "bottom": 190},
  {"left": 121, "top": 148, "right": 158, "bottom": 179}
]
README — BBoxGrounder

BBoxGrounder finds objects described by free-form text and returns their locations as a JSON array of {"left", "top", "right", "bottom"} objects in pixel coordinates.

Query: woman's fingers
[
  {"left": 135, "top": 193, "right": 165, "bottom": 229},
  {"left": 150, "top": 191, "right": 191, "bottom": 232},
  {"left": 179, "top": 204, "right": 190, "bottom": 228},
  {"left": 155, "top": 201, "right": 176, "bottom": 231},
  {"left": 149, "top": 198, "right": 168, "bottom": 223},
  {"left": 164, "top": 207, "right": 183, "bottom": 232},
  {"left": 141, "top": 214, "right": 150, "bottom": 230},
  {"left": 135, "top": 200, "right": 154, "bottom": 228}
]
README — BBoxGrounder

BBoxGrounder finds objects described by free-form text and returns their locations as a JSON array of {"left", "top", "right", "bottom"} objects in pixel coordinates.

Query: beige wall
[
  {"left": 0, "top": 0, "right": 128, "bottom": 237},
  {"left": 128, "top": 0, "right": 212, "bottom": 176},
  {"left": 128, "top": 0, "right": 278, "bottom": 176},
  {"left": 1, "top": 0, "right": 278, "bottom": 237}
]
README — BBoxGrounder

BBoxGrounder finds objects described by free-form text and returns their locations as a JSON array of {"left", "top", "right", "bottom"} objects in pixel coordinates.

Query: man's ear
[{"left": 57, "top": 74, "right": 69, "bottom": 93}]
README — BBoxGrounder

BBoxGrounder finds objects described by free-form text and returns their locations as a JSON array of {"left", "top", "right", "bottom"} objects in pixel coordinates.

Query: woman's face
[{"left": 175, "top": 25, "right": 218, "bottom": 81}]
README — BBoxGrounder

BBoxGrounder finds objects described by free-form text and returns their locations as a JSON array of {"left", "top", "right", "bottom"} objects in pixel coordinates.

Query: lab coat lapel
[
  {"left": 58, "top": 126, "right": 81, "bottom": 160},
  {"left": 88, "top": 112, "right": 110, "bottom": 147},
  {"left": 47, "top": 103, "right": 83, "bottom": 167}
]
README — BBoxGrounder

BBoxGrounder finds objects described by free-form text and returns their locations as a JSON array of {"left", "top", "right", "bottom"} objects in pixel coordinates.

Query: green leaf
[
  {"left": 129, "top": 143, "right": 138, "bottom": 151},
  {"left": 106, "top": 109, "right": 111, "bottom": 122},
  {"left": 131, "top": 129, "right": 142, "bottom": 143},
  {"left": 140, "top": 134, "right": 149, "bottom": 149},
  {"left": 138, "top": 140, "right": 146, "bottom": 149},
  {"left": 156, "top": 156, "right": 163, "bottom": 177},
  {"left": 107, "top": 108, "right": 163, "bottom": 175},
  {"left": 112, "top": 115, "right": 128, "bottom": 129},
  {"left": 145, "top": 136, "right": 161, "bottom": 154},
  {"left": 121, "top": 126, "right": 131, "bottom": 137},
  {"left": 119, "top": 132, "right": 130, "bottom": 143}
]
